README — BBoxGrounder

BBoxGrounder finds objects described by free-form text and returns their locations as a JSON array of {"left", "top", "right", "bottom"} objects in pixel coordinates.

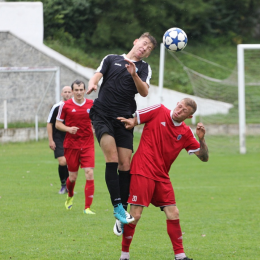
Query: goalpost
[
  {"left": 159, "top": 43, "right": 260, "bottom": 154},
  {"left": 237, "top": 44, "right": 260, "bottom": 154},
  {"left": 0, "top": 67, "right": 60, "bottom": 141}
]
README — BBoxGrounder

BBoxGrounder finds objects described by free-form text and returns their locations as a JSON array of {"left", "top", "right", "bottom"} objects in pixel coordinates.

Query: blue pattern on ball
[{"left": 163, "top": 27, "right": 188, "bottom": 52}]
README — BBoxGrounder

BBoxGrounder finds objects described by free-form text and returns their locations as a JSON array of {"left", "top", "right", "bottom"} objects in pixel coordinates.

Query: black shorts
[
  {"left": 53, "top": 138, "right": 65, "bottom": 158},
  {"left": 89, "top": 106, "right": 134, "bottom": 151}
]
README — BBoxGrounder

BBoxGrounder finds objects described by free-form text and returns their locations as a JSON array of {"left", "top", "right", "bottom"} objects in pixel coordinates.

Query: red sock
[
  {"left": 66, "top": 177, "right": 75, "bottom": 197},
  {"left": 167, "top": 219, "right": 184, "bottom": 255},
  {"left": 85, "top": 180, "right": 95, "bottom": 209},
  {"left": 122, "top": 223, "right": 136, "bottom": 252}
]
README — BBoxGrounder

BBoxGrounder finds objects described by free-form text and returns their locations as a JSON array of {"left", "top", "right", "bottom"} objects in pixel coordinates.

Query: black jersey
[
  {"left": 93, "top": 54, "right": 152, "bottom": 117},
  {"left": 47, "top": 101, "right": 66, "bottom": 141}
]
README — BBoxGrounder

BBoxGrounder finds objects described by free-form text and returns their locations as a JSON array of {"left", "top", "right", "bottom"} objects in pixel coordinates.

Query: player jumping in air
[{"left": 87, "top": 33, "right": 157, "bottom": 228}]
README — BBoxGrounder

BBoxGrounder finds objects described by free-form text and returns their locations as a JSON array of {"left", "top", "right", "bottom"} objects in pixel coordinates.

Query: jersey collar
[
  {"left": 122, "top": 54, "right": 136, "bottom": 63},
  {"left": 72, "top": 97, "right": 86, "bottom": 106},
  {"left": 170, "top": 110, "right": 183, "bottom": 126}
]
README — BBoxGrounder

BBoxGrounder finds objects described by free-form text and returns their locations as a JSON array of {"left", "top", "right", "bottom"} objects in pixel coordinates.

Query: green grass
[{"left": 0, "top": 133, "right": 260, "bottom": 259}]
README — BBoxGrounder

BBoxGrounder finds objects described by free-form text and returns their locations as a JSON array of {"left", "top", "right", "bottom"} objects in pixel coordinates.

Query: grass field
[{"left": 0, "top": 133, "right": 260, "bottom": 260}]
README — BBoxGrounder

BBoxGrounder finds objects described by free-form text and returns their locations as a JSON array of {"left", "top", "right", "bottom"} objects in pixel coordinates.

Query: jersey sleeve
[
  {"left": 95, "top": 55, "right": 112, "bottom": 75},
  {"left": 184, "top": 127, "right": 200, "bottom": 154},
  {"left": 135, "top": 104, "right": 161, "bottom": 125},
  {"left": 49, "top": 106, "right": 59, "bottom": 124},
  {"left": 138, "top": 63, "right": 152, "bottom": 87},
  {"left": 47, "top": 104, "right": 57, "bottom": 123},
  {"left": 56, "top": 102, "right": 66, "bottom": 122}
]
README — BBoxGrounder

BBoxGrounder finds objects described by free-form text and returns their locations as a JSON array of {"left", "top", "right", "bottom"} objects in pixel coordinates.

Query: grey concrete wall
[{"left": 0, "top": 32, "right": 97, "bottom": 125}]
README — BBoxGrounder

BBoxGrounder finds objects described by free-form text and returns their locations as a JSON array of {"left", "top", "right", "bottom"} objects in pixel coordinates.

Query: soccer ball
[{"left": 163, "top": 27, "right": 188, "bottom": 52}]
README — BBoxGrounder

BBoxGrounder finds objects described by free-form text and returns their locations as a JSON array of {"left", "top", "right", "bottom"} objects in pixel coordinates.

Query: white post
[
  {"left": 158, "top": 43, "right": 165, "bottom": 103},
  {"left": 4, "top": 100, "right": 7, "bottom": 129},
  {"left": 237, "top": 45, "right": 246, "bottom": 154},
  {"left": 55, "top": 67, "right": 60, "bottom": 103},
  {"left": 35, "top": 115, "right": 38, "bottom": 141}
]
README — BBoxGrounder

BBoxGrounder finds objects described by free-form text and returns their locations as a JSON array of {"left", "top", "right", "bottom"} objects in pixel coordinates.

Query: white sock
[
  {"left": 175, "top": 253, "right": 186, "bottom": 259},
  {"left": 120, "top": 251, "right": 130, "bottom": 259}
]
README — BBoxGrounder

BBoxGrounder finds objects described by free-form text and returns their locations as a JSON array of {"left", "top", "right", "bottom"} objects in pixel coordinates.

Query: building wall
[{"left": 0, "top": 32, "right": 97, "bottom": 124}]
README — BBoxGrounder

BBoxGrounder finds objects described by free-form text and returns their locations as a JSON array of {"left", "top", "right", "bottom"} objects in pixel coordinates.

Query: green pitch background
[{"left": 0, "top": 133, "right": 259, "bottom": 259}]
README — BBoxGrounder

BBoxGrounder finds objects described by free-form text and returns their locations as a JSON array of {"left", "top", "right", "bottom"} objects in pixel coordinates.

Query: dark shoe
[{"left": 175, "top": 257, "right": 193, "bottom": 260}]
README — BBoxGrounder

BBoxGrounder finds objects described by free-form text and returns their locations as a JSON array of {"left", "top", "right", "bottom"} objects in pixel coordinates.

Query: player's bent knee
[{"left": 57, "top": 156, "right": 67, "bottom": 166}]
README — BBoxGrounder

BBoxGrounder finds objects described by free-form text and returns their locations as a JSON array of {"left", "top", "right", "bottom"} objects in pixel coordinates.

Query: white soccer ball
[{"left": 163, "top": 27, "right": 188, "bottom": 52}]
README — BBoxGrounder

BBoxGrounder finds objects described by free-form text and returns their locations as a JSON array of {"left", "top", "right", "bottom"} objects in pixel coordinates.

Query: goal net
[
  {"left": 0, "top": 67, "right": 60, "bottom": 141},
  {"left": 166, "top": 48, "right": 260, "bottom": 154}
]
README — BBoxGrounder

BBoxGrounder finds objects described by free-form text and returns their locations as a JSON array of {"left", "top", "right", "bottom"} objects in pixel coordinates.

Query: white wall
[
  {"left": 0, "top": 2, "right": 43, "bottom": 46},
  {"left": 136, "top": 85, "right": 233, "bottom": 117}
]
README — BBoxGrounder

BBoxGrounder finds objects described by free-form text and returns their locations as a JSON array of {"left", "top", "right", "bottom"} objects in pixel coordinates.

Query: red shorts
[
  {"left": 64, "top": 147, "right": 94, "bottom": 172},
  {"left": 127, "top": 174, "right": 176, "bottom": 208}
]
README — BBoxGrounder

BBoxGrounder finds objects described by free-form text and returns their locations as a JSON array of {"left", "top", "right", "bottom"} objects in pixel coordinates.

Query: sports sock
[
  {"left": 175, "top": 253, "right": 187, "bottom": 260},
  {"left": 121, "top": 223, "right": 136, "bottom": 252},
  {"left": 105, "top": 162, "right": 121, "bottom": 206},
  {"left": 66, "top": 177, "right": 75, "bottom": 197},
  {"left": 167, "top": 219, "right": 185, "bottom": 255},
  {"left": 84, "top": 179, "right": 94, "bottom": 209},
  {"left": 118, "top": 170, "right": 131, "bottom": 210},
  {"left": 120, "top": 251, "right": 130, "bottom": 260},
  {"left": 59, "top": 165, "right": 69, "bottom": 186}
]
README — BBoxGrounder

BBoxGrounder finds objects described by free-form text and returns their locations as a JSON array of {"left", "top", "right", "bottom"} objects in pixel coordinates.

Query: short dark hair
[
  {"left": 139, "top": 32, "right": 157, "bottom": 49},
  {"left": 182, "top": 98, "right": 197, "bottom": 115},
  {"left": 71, "top": 80, "right": 85, "bottom": 90}
]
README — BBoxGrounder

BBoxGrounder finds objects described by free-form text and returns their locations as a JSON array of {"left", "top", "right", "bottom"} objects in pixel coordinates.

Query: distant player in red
[
  {"left": 117, "top": 98, "right": 209, "bottom": 260},
  {"left": 56, "top": 80, "right": 95, "bottom": 215}
]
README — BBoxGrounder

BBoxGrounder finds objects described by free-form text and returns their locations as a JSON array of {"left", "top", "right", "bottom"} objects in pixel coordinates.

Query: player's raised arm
[
  {"left": 87, "top": 72, "right": 103, "bottom": 95},
  {"left": 194, "top": 122, "right": 209, "bottom": 162},
  {"left": 117, "top": 117, "right": 138, "bottom": 130},
  {"left": 125, "top": 59, "right": 149, "bottom": 97}
]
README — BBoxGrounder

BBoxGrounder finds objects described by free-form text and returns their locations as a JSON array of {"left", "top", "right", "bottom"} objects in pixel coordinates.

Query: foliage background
[{"left": 6, "top": 0, "right": 260, "bottom": 50}]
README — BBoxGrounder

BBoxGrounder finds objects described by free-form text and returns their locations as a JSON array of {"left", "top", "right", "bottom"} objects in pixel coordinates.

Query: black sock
[
  {"left": 118, "top": 170, "right": 131, "bottom": 211},
  {"left": 105, "top": 162, "right": 121, "bottom": 206},
  {"left": 59, "top": 165, "right": 69, "bottom": 186}
]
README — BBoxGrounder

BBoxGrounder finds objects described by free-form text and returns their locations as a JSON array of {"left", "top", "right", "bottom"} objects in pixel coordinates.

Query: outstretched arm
[
  {"left": 194, "top": 123, "right": 209, "bottom": 162},
  {"left": 87, "top": 72, "right": 103, "bottom": 95},
  {"left": 117, "top": 116, "right": 138, "bottom": 130}
]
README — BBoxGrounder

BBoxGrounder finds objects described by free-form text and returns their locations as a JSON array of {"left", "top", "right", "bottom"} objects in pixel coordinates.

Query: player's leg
[
  {"left": 100, "top": 134, "right": 132, "bottom": 224},
  {"left": 80, "top": 146, "right": 95, "bottom": 214},
  {"left": 113, "top": 147, "right": 132, "bottom": 236},
  {"left": 54, "top": 139, "right": 69, "bottom": 194},
  {"left": 57, "top": 156, "right": 69, "bottom": 194},
  {"left": 158, "top": 181, "right": 192, "bottom": 260},
  {"left": 117, "top": 147, "right": 132, "bottom": 211},
  {"left": 64, "top": 148, "right": 80, "bottom": 210},
  {"left": 119, "top": 205, "right": 143, "bottom": 260},
  {"left": 90, "top": 111, "right": 132, "bottom": 223},
  {"left": 164, "top": 206, "right": 192, "bottom": 260},
  {"left": 83, "top": 167, "right": 95, "bottom": 214}
]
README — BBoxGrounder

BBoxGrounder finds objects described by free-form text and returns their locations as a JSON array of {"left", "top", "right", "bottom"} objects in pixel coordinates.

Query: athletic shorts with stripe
[
  {"left": 64, "top": 147, "right": 94, "bottom": 172},
  {"left": 127, "top": 174, "right": 176, "bottom": 210}
]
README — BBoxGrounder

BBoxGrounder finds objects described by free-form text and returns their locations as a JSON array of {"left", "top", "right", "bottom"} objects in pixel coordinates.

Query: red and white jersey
[
  {"left": 131, "top": 104, "right": 200, "bottom": 182},
  {"left": 57, "top": 98, "right": 94, "bottom": 149}
]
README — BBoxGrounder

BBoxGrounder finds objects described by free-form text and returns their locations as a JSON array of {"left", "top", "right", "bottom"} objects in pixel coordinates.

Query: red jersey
[
  {"left": 131, "top": 104, "right": 200, "bottom": 182},
  {"left": 57, "top": 98, "right": 94, "bottom": 149}
]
